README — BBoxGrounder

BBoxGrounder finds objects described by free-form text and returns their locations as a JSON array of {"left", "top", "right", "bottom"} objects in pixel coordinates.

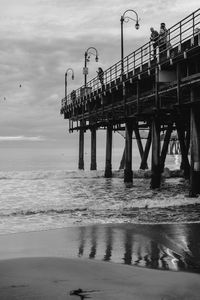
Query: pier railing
[{"left": 61, "top": 8, "right": 200, "bottom": 112}]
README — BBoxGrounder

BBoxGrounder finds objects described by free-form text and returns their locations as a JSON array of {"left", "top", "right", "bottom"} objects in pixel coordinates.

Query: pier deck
[{"left": 61, "top": 9, "right": 200, "bottom": 194}]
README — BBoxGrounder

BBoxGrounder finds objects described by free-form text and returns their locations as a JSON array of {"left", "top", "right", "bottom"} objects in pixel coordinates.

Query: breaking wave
[
  {"left": 0, "top": 168, "right": 199, "bottom": 235},
  {"left": 0, "top": 170, "right": 106, "bottom": 180}
]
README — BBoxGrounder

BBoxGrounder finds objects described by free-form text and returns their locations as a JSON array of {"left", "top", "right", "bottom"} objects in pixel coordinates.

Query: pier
[{"left": 61, "top": 9, "right": 200, "bottom": 195}]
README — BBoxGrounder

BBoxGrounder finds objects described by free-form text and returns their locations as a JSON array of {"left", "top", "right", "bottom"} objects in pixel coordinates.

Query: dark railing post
[
  {"left": 180, "top": 21, "right": 182, "bottom": 46},
  {"left": 192, "top": 12, "right": 195, "bottom": 36}
]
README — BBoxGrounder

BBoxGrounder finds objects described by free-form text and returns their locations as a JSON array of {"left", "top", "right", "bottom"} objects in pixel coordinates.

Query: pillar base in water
[
  {"left": 124, "top": 169, "right": 133, "bottom": 183},
  {"left": 90, "top": 162, "right": 97, "bottom": 171},
  {"left": 78, "top": 161, "right": 84, "bottom": 170},
  {"left": 104, "top": 167, "right": 112, "bottom": 178},
  {"left": 150, "top": 168, "right": 161, "bottom": 189},
  {"left": 190, "top": 171, "right": 200, "bottom": 195}
]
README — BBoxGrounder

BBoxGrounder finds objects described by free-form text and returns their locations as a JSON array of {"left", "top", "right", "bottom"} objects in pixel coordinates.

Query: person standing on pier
[
  {"left": 159, "top": 22, "right": 168, "bottom": 53},
  {"left": 150, "top": 27, "right": 159, "bottom": 58},
  {"left": 97, "top": 67, "right": 104, "bottom": 85}
]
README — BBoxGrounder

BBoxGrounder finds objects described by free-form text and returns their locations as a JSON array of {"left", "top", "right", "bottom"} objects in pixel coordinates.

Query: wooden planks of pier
[{"left": 61, "top": 9, "right": 200, "bottom": 195}]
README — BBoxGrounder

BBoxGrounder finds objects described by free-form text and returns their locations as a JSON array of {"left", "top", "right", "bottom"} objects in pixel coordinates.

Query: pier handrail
[{"left": 61, "top": 8, "right": 200, "bottom": 112}]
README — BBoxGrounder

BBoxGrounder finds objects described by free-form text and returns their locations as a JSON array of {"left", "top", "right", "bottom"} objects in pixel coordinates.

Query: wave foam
[{"left": 0, "top": 170, "right": 105, "bottom": 180}]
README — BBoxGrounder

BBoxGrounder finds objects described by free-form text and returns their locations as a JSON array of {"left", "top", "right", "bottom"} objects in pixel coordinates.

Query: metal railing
[{"left": 61, "top": 8, "right": 200, "bottom": 111}]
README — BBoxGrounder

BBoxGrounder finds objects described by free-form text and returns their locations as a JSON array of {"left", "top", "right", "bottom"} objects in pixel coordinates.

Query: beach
[
  {"left": 0, "top": 151, "right": 200, "bottom": 299},
  {"left": 1, "top": 256, "right": 200, "bottom": 300},
  {"left": 0, "top": 223, "right": 200, "bottom": 300}
]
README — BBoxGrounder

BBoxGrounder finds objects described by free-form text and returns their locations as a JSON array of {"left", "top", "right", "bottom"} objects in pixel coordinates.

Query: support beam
[
  {"left": 160, "top": 123, "right": 173, "bottom": 172},
  {"left": 105, "top": 124, "right": 113, "bottom": 178},
  {"left": 140, "top": 128, "right": 151, "bottom": 170},
  {"left": 119, "top": 148, "right": 125, "bottom": 170},
  {"left": 90, "top": 127, "right": 97, "bottom": 170},
  {"left": 185, "top": 128, "right": 190, "bottom": 155},
  {"left": 150, "top": 117, "right": 161, "bottom": 189},
  {"left": 134, "top": 125, "right": 148, "bottom": 169},
  {"left": 176, "top": 120, "right": 190, "bottom": 179},
  {"left": 124, "top": 120, "right": 133, "bottom": 183},
  {"left": 190, "top": 101, "right": 200, "bottom": 196},
  {"left": 78, "top": 124, "right": 84, "bottom": 170}
]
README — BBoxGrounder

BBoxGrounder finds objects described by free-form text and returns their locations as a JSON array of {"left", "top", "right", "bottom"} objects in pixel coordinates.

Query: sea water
[{"left": 0, "top": 142, "right": 199, "bottom": 235}]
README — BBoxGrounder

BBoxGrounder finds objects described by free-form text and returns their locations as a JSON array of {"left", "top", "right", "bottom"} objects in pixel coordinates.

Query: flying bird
[{"left": 19, "top": 84, "right": 22, "bottom": 88}]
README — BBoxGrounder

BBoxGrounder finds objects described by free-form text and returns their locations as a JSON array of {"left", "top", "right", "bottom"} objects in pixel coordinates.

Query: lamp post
[
  {"left": 65, "top": 68, "right": 74, "bottom": 98},
  {"left": 120, "top": 9, "right": 139, "bottom": 74},
  {"left": 83, "top": 47, "right": 99, "bottom": 87},
  {"left": 121, "top": 10, "right": 139, "bottom": 184}
]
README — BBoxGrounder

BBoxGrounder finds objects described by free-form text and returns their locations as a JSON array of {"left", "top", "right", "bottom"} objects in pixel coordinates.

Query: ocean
[{"left": 0, "top": 141, "right": 200, "bottom": 235}]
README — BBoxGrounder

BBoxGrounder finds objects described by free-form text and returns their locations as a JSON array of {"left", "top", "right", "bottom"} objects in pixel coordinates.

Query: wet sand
[
  {"left": 0, "top": 256, "right": 200, "bottom": 300},
  {"left": 0, "top": 223, "right": 200, "bottom": 299}
]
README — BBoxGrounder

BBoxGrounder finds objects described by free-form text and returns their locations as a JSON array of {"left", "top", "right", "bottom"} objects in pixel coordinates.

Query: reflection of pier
[
  {"left": 61, "top": 9, "right": 200, "bottom": 195},
  {"left": 76, "top": 224, "right": 200, "bottom": 273}
]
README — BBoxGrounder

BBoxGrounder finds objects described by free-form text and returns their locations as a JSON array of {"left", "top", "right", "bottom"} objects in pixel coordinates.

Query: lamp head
[
  {"left": 72, "top": 74, "right": 74, "bottom": 80},
  {"left": 95, "top": 56, "right": 98, "bottom": 62},
  {"left": 135, "top": 22, "right": 139, "bottom": 30}
]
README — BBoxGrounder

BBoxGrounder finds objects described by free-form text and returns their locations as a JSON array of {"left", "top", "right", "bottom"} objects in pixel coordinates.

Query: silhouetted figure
[
  {"left": 97, "top": 67, "right": 104, "bottom": 85},
  {"left": 150, "top": 27, "right": 159, "bottom": 58},
  {"left": 159, "top": 23, "right": 168, "bottom": 55}
]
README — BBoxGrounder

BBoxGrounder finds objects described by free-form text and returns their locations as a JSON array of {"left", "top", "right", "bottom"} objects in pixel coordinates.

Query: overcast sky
[{"left": 0, "top": 0, "right": 199, "bottom": 145}]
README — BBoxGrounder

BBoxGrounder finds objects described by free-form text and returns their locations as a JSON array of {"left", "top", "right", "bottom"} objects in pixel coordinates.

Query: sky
[{"left": 0, "top": 0, "right": 199, "bottom": 148}]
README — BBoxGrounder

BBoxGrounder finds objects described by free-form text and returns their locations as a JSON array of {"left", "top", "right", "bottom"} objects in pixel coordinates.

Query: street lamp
[
  {"left": 65, "top": 68, "right": 74, "bottom": 98},
  {"left": 120, "top": 9, "right": 139, "bottom": 74},
  {"left": 83, "top": 47, "right": 99, "bottom": 87}
]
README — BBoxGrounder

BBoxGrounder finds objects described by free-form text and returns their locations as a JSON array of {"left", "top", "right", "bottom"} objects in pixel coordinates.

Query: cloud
[
  {"left": 0, "top": 136, "right": 45, "bottom": 142},
  {"left": 0, "top": 0, "right": 199, "bottom": 145}
]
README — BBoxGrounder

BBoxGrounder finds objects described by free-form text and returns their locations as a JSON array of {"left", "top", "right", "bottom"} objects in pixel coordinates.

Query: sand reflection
[{"left": 77, "top": 223, "right": 200, "bottom": 273}]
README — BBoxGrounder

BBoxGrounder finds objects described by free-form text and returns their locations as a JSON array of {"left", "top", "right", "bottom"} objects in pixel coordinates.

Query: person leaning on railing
[
  {"left": 97, "top": 67, "right": 104, "bottom": 85},
  {"left": 150, "top": 27, "right": 159, "bottom": 58}
]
